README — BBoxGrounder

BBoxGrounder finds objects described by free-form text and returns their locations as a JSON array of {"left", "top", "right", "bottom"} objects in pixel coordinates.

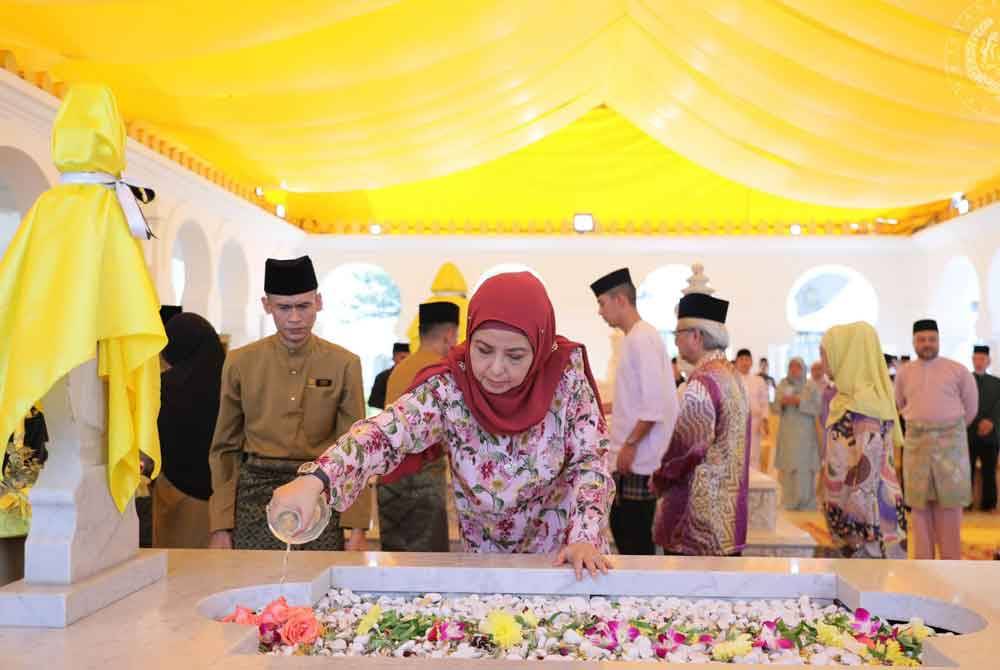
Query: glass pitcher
[{"left": 266, "top": 499, "right": 332, "bottom": 545}]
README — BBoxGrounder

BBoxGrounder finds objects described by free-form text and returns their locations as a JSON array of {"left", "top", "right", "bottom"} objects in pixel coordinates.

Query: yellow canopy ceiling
[
  {"left": 3, "top": 0, "right": 1000, "bottom": 232},
  {"left": 288, "top": 106, "right": 933, "bottom": 235}
]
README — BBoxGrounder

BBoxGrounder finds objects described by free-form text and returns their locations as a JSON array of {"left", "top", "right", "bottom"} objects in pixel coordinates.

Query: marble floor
[{"left": 786, "top": 509, "right": 1000, "bottom": 560}]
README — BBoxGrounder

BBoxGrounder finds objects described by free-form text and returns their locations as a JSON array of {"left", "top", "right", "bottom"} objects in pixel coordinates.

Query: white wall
[
  {"left": 300, "top": 235, "right": 928, "bottom": 381},
  {"left": 0, "top": 71, "right": 304, "bottom": 349}
]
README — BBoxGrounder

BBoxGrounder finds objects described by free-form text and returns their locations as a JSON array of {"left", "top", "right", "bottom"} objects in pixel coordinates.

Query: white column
[{"left": 0, "top": 359, "right": 166, "bottom": 627}]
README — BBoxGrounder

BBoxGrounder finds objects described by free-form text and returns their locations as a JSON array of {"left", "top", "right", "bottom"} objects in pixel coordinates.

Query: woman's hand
[
  {"left": 269, "top": 475, "right": 326, "bottom": 533},
  {"left": 553, "top": 542, "right": 611, "bottom": 580}
]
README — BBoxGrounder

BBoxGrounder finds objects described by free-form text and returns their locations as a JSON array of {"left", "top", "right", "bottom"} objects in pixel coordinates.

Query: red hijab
[{"left": 409, "top": 271, "right": 602, "bottom": 435}]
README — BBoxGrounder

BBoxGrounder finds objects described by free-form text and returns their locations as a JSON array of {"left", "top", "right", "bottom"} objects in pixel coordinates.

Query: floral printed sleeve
[
  {"left": 561, "top": 356, "right": 615, "bottom": 547},
  {"left": 313, "top": 374, "right": 450, "bottom": 512},
  {"left": 653, "top": 377, "right": 716, "bottom": 486}
]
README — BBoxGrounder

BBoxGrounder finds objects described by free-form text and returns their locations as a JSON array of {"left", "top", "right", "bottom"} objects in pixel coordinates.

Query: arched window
[
  {"left": 217, "top": 239, "right": 251, "bottom": 349},
  {"left": 472, "top": 263, "right": 543, "bottom": 294},
  {"left": 636, "top": 265, "right": 690, "bottom": 358},
  {"left": 317, "top": 263, "right": 402, "bottom": 400},
  {"left": 784, "top": 265, "right": 879, "bottom": 367},
  {"left": 171, "top": 236, "right": 186, "bottom": 306},
  {"left": 0, "top": 178, "right": 20, "bottom": 258},
  {"left": 171, "top": 221, "right": 212, "bottom": 317},
  {"left": 0, "top": 147, "right": 49, "bottom": 258},
  {"left": 931, "top": 256, "right": 980, "bottom": 366}
]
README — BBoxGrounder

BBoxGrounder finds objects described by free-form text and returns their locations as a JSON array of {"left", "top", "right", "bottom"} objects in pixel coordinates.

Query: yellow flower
[
  {"left": 0, "top": 489, "right": 30, "bottom": 518},
  {"left": 481, "top": 610, "right": 523, "bottom": 649},
  {"left": 520, "top": 609, "right": 539, "bottom": 628},
  {"left": 884, "top": 639, "right": 919, "bottom": 667},
  {"left": 815, "top": 622, "right": 845, "bottom": 648},
  {"left": 355, "top": 604, "right": 381, "bottom": 636},
  {"left": 711, "top": 634, "right": 752, "bottom": 661},
  {"left": 901, "top": 617, "right": 932, "bottom": 641}
]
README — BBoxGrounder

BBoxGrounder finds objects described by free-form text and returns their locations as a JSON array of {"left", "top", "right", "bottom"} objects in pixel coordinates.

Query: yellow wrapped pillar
[
  {"left": 0, "top": 84, "right": 166, "bottom": 513},
  {"left": 407, "top": 262, "right": 469, "bottom": 349}
]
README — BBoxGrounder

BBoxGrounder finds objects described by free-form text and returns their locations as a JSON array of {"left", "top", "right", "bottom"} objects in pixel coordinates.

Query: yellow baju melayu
[{"left": 0, "top": 84, "right": 165, "bottom": 512}]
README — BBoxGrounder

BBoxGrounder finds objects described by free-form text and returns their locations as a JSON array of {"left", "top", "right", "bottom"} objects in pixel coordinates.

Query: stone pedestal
[
  {"left": 744, "top": 468, "right": 817, "bottom": 558},
  {"left": 748, "top": 468, "right": 779, "bottom": 531},
  {"left": 0, "top": 358, "right": 166, "bottom": 627}
]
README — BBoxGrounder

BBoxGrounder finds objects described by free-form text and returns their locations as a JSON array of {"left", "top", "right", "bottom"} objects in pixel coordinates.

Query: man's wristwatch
[{"left": 297, "top": 462, "right": 332, "bottom": 501}]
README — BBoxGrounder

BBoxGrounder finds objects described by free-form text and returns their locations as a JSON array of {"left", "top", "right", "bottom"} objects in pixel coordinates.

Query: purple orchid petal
[
  {"left": 777, "top": 638, "right": 796, "bottom": 650},
  {"left": 627, "top": 626, "right": 640, "bottom": 642},
  {"left": 258, "top": 621, "right": 280, "bottom": 647},
  {"left": 698, "top": 633, "right": 714, "bottom": 644},
  {"left": 854, "top": 608, "right": 870, "bottom": 623}
]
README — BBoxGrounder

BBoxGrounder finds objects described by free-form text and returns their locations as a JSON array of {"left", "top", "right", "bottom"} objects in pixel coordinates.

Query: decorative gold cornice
[{"left": 0, "top": 50, "right": 280, "bottom": 219}]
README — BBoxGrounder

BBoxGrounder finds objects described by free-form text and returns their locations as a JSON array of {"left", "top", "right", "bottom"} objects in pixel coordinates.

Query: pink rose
[
  {"left": 221, "top": 605, "right": 259, "bottom": 625},
  {"left": 280, "top": 610, "right": 322, "bottom": 646},
  {"left": 258, "top": 597, "right": 294, "bottom": 625}
]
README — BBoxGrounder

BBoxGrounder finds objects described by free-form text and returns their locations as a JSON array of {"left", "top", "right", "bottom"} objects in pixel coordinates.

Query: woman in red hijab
[{"left": 272, "top": 272, "right": 613, "bottom": 578}]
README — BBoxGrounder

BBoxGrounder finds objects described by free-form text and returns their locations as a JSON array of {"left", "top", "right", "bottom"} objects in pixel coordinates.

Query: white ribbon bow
[{"left": 59, "top": 171, "right": 154, "bottom": 239}]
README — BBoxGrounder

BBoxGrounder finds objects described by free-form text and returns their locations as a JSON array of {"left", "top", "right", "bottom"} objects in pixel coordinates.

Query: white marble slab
[
  {"left": 0, "top": 549, "right": 166, "bottom": 627},
  {"left": 745, "top": 515, "right": 817, "bottom": 558},
  {"left": 1, "top": 551, "right": 999, "bottom": 668}
]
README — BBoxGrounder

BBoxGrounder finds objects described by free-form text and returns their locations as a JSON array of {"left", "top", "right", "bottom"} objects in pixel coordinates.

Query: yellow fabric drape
[
  {"left": 820, "top": 322, "right": 904, "bottom": 449},
  {"left": 3, "top": 1, "right": 1000, "bottom": 221},
  {"left": 0, "top": 84, "right": 165, "bottom": 512}
]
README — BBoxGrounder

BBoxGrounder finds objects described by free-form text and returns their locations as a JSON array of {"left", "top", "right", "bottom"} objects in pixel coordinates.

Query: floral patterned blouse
[{"left": 312, "top": 349, "right": 614, "bottom": 553}]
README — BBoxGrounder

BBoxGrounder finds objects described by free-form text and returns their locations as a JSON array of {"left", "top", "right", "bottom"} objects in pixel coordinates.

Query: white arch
[
  {"left": 471, "top": 263, "right": 544, "bottom": 294},
  {"left": 786, "top": 264, "right": 879, "bottom": 333},
  {"left": 988, "top": 249, "right": 1000, "bottom": 342},
  {"left": 316, "top": 263, "right": 402, "bottom": 397},
  {"left": 636, "top": 264, "right": 690, "bottom": 333},
  {"left": 217, "top": 238, "right": 252, "bottom": 348},
  {"left": 0, "top": 146, "right": 51, "bottom": 257},
  {"left": 171, "top": 220, "right": 213, "bottom": 319},
  {"left": 931, "top": 256, "right": 980, "bottom": 365}
]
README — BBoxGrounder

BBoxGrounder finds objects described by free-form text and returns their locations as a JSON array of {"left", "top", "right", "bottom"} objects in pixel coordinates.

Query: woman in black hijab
[{"left": 153, "top": 313, "right": 225, "bottom": 548}]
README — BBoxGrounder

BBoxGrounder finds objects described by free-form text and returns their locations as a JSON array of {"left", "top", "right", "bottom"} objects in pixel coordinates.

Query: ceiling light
[
  {"left": 279, "top": 179, "right": 289, "bottom": 190},
  {"left": 850, "top": 222, "right": 860, "bottom": 231},
  {"left": 573, "top": 213, "right": 595, "bottom": 233},
  {"left": 875, "top": 217, "right": 897, "bottom": 225},
  {"left": 369, "top": 223, "right": 382, "bottom": 235},
  {"left": 789, "top": 223, "right": 802, "bottom": 236},
  {"left": 275, "top": 204, "right": 286, "bottom": 218},
  {"left": 254, "top": 186, "right": 264, "bottom": 197},
  {"left": 951, "top": 192, "right": 970, "bottom": 215}
]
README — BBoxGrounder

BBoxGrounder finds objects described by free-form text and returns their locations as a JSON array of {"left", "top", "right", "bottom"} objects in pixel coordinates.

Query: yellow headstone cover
[
  {"left": 407, "top": 262, "right": 469, "bottom": 351},
  {"left": 0, "top": 84, "right": 166, "bottom": 512}
]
